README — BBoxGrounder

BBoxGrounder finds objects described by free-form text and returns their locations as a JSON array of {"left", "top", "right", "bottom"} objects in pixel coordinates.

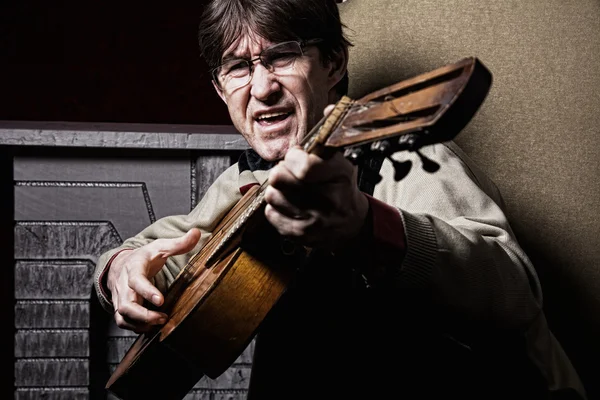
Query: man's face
[{"left": 214, "top": 32, "right": 345, "bottom": 162}]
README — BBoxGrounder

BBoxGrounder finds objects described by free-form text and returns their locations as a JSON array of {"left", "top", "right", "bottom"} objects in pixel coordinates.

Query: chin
[
  {"left": 258, "top": 139, "right": 294, "bottom": 162},
  {"left": 261, "top": 150, "right": 286, "bottom": 163},
  {"left": 251, "top": 145, "right": 280, "bottom": 162}
]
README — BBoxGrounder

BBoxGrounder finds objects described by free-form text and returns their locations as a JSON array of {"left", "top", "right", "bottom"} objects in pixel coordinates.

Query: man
[{"left": 94, "top": 0, "right": 586, "bottom": 398}]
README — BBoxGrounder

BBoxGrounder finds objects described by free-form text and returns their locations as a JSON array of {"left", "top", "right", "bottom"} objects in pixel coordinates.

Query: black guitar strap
[{"left": 356, "top": 154, "right": 385, "bottom": 196}]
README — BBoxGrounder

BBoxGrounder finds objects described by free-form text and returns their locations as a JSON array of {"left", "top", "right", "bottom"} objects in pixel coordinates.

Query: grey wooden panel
[
  {"left": 15, "top": 156, "right": 191, "bottom": 220},
  {"left": 14, "top": 154, "right": 234, "bottom": 238},
  {"left": 105, "top": 337, "right": 137, "bottom": 364},
  {"left": 183, "top": 391, "right": 248, "bottom": 400},
  {"left": 108, "top": 391, "right": 247, "bottom": 400},
  {"left": 106, "top": 339, "right": 254, "bottom": 395},
  {"left": 0, "top": 121, "right": 248, "bottom": 150},
  {"left": 15, "top": 261, "right": 94, "bottom": 299},
  {"left": 15, "top": 185, "right": 154, "bottom": 240},
  {"left": 13, "top": 221, "right": 120, "bottom": 397},
  {"left": 193, "top": 154, "right": 233, "bottom": 209},
  {"left": 11, "top": 146, "right": 246, "bottom": 398},
  {"left": 15, "top": 301, "right": 89, "bottom": 328},
  {"left": 104, "top": 364, "right": 252, "bottom": 391},
  {"left": 15, "top": 359, "right": 89, "bottom": 386},
  {"left": 14, "top": 221, "right": 121, "bottom": 261},
  {"left": 15, "top": 388, "right": 90, "bottom": 400},
  {"left": 15, "top": 330, "right": 89, "bottom": 357},
  {"left": 232, "top": 340, "right": 254, "bottom": 365},
  {"left": 106, "top": 322, "right": 138, "bottom": 338},
  {"left": 194, "top": 366, "right": 252, "bottom": 390}
]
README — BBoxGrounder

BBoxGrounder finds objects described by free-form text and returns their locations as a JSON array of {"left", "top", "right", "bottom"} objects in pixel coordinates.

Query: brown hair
[{"left": 197, "top": 0, "right": 353, "bottom": 95}]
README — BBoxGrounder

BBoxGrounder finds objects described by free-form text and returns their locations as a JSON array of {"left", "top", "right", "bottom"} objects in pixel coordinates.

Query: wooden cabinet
[{"left": 2, "top": 122, "right": 253, "bottom": 399}]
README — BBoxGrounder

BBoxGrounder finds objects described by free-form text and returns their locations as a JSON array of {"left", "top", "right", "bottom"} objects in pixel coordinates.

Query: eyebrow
[
  {"left": 220, "top": 53, "right": 248, "bottom": 64},
  {"left": 219, "top": 42, "right": 271, "bottom": 65}
]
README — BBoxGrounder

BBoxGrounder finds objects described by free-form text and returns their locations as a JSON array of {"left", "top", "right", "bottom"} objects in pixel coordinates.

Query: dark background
[{"left": 0, "top": 0, "right": 231, "bottom": 125}]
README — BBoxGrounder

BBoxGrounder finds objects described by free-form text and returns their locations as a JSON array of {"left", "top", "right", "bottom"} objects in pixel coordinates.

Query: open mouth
[{"left": 256, "top": 111, "right": 292, "bottom": 126}]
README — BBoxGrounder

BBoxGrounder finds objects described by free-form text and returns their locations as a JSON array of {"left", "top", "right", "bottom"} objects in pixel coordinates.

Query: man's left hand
[{"left": 264, "top": 146, "right": 369, "bottom": 249}]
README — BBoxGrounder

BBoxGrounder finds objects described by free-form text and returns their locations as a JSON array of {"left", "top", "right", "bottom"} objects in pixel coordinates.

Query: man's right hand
[{"left": 107, "top": 228, "right": 201, "bottom": 333}]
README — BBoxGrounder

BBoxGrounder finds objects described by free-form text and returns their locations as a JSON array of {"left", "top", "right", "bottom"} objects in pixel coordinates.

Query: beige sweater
[{"left": 94, "top": 141, "right": 586, "bottom": 398}]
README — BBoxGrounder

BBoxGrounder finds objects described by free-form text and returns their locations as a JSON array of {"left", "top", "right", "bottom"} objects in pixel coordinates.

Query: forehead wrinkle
[{"left": 222, "top": 28, "right": 270, "bottom": 62}]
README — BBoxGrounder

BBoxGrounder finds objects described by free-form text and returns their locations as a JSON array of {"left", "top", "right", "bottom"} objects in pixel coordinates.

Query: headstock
[{"left": 322, "top": 57, "right": 492, "bottom": 181}]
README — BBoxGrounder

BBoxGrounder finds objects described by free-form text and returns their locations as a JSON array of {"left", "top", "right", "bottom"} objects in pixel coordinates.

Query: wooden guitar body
[
  {"left": 106, "top": 185, "right": 305, "bottom": 399},
  {"left": 106, "top": 57, "right": 493, "bottom": 399}
]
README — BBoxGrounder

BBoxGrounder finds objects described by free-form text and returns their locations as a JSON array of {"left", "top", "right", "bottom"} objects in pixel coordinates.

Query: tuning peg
[
  {"left": 415, "top": 150, "right": 440, "bottom": 173},
  {"left": 388, "top": 157, "right": 413, "bottom": 181},
  {"left": 343, "top": 147, "right": 364, "bottom": 165},
  {"left": 397, "top": 133, "right": 419, "bottom": 151},
  {"left": 370, "top": 140, "right": 393, "bottom": 156}
]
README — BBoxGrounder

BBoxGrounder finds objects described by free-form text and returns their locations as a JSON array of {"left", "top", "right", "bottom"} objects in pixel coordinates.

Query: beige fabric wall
[{"left": 339, "top": 0, "right": 600, "bottom": 396}]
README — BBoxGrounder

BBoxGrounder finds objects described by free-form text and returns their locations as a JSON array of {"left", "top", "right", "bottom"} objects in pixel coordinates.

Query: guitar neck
[
  {"left": 171, "top": 57, "right": 491, "bottom": 289},
  {"left": 202, "top": 98, "right": 354, "bottom": 265}
]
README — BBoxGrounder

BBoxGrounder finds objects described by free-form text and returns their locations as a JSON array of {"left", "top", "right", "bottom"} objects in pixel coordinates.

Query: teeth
[{"left": 257, "top": 112, "right": 288, "bottom": 120}]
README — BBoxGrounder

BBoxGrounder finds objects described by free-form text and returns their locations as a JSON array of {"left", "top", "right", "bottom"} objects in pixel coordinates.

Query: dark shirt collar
[{"left": 238, "top": 148, "right": 276, "bottom": 173}]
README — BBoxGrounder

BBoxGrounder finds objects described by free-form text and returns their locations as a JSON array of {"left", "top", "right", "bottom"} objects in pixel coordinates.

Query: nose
[{"left": 249, "top": 63, "right": 281, "bottom": 102}]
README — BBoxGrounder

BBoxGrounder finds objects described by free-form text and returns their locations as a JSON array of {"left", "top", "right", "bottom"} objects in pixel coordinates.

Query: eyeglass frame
[{"left": 210, "top": 38, "right": 324, "bottom": 91}]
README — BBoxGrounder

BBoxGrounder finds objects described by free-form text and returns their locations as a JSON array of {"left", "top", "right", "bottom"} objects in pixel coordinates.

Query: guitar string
[
  {"left": 201, "top": 98, "right": 354, "bottom": 266},
  {"left": 172, "top": 104, "right": 339, "bottom": 284},
  {"left": 175, "top": 97, "right": 388, "bottom": 282}
]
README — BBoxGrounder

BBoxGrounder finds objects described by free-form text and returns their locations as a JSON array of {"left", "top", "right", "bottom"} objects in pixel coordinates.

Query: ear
[
  {"left": 212, "top": 80, "right": 228, "bottom": 104},
  {"left": 326, "top": 46, "right": 348, "bottom": 102}
]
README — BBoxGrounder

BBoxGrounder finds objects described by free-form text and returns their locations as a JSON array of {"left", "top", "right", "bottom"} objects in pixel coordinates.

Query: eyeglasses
[{"left": 211, "top": 39, "right": 323, "bottom": 92}]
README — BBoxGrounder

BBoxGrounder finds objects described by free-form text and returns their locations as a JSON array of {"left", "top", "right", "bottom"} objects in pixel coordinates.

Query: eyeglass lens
[{"left": 215, "top": 41, "right": 304, "bottom": 90}]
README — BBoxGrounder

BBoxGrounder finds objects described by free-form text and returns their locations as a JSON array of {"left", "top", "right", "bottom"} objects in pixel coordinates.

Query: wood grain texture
[
  {"left": 192, "top": 366, "right": 252, "bottom": 390},
  {"left": 11, "top": 141, "right": 246, "bottom": 398},
  {"left": 1, "top": 147, "right": 15, "bottom": 400},
  {"left": 183, "top": 392, "right": 248, "bottom": 400},
  {"left": 15, "top": 359, "right": 89, "bottom": 386},
  {"left": 14, "top": 222, "right": 120, "bottom": 396},
  {"left": 15, "top": 261, "right": 95, "bottom": 299},
  {"left": 106, "top": 390, "right": 249, "bottom": 400},
  {"left": 15, "top": 388, "right": 90, "bottom": 400},
  {"left": 15, "top": 330, "right": 89, "bottom": 357},
  {"left": 0, "top": 122, "right": 247, "bottom": 150},
  {"left": 15, "top": 222, "right": 121, "bottom": 261},
  {"left": 193, "top": 154, "right": 236, "bottom": 210},
  {"left": 15, "top": 301, "right": 89, "bottom": 328}
]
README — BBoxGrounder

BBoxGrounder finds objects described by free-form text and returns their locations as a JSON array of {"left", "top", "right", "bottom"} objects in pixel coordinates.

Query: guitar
[{"left": 106, "top": 56, "right": 492, "bottom": 400}]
